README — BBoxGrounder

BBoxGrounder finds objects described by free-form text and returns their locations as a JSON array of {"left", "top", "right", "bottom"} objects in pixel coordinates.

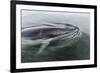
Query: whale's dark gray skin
[
  {"left": 22, "top": 27, "right": 76, "bottom": 40},
  {"left": 21, "top": 23, "right": 81, "bottom": 55}
]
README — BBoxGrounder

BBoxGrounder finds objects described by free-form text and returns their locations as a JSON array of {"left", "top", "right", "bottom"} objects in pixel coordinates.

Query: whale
[{"left": 21, "top": 23, "right": 81, "bottom": 55}]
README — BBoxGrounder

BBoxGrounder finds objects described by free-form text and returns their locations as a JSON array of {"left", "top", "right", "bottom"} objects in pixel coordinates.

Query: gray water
[{"left": 21, "top": 10, "right": 90, "bottom": 63}]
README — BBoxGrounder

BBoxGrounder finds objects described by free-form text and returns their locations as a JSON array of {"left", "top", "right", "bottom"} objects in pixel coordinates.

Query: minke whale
[{"left": 21, "top": 23, "right": 82, "bottom": 55}]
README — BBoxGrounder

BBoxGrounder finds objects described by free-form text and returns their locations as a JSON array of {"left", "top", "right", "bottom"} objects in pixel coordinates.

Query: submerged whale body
[{"left": 22, "top": 23, "right": 81, "bottom": 55}]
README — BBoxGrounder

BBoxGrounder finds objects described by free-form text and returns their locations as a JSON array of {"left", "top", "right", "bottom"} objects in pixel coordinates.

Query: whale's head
[
  {"left": 22, "top": 23, "right": 80, "bottom": 40},
  {"left": 21, "top": 23, "right": 82, "bottom": 55},
  {"left": 21, "top": 23, "right": 81, "bottom": 51}
]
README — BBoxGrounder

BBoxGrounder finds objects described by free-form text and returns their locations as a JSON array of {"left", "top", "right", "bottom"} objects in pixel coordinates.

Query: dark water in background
[
  {"left": 21, "top": 32, "right": 90, "bottom": 63},
  {"left": 21, "top": 11, "right": 90, "bottom": 63}
]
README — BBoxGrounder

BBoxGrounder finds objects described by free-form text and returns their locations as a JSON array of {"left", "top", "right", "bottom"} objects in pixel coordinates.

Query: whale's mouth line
[{"left": 51, "top": 28, "right": 80, "bottom": 40}]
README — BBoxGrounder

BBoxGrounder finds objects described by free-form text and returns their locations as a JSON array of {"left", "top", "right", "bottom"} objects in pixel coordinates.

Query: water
[
  {"left": 21, "top": 32, "right": 90, "bottom": 63},
  {"left": 21, "top": 11, "right": 90, "bottom": 63}
]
